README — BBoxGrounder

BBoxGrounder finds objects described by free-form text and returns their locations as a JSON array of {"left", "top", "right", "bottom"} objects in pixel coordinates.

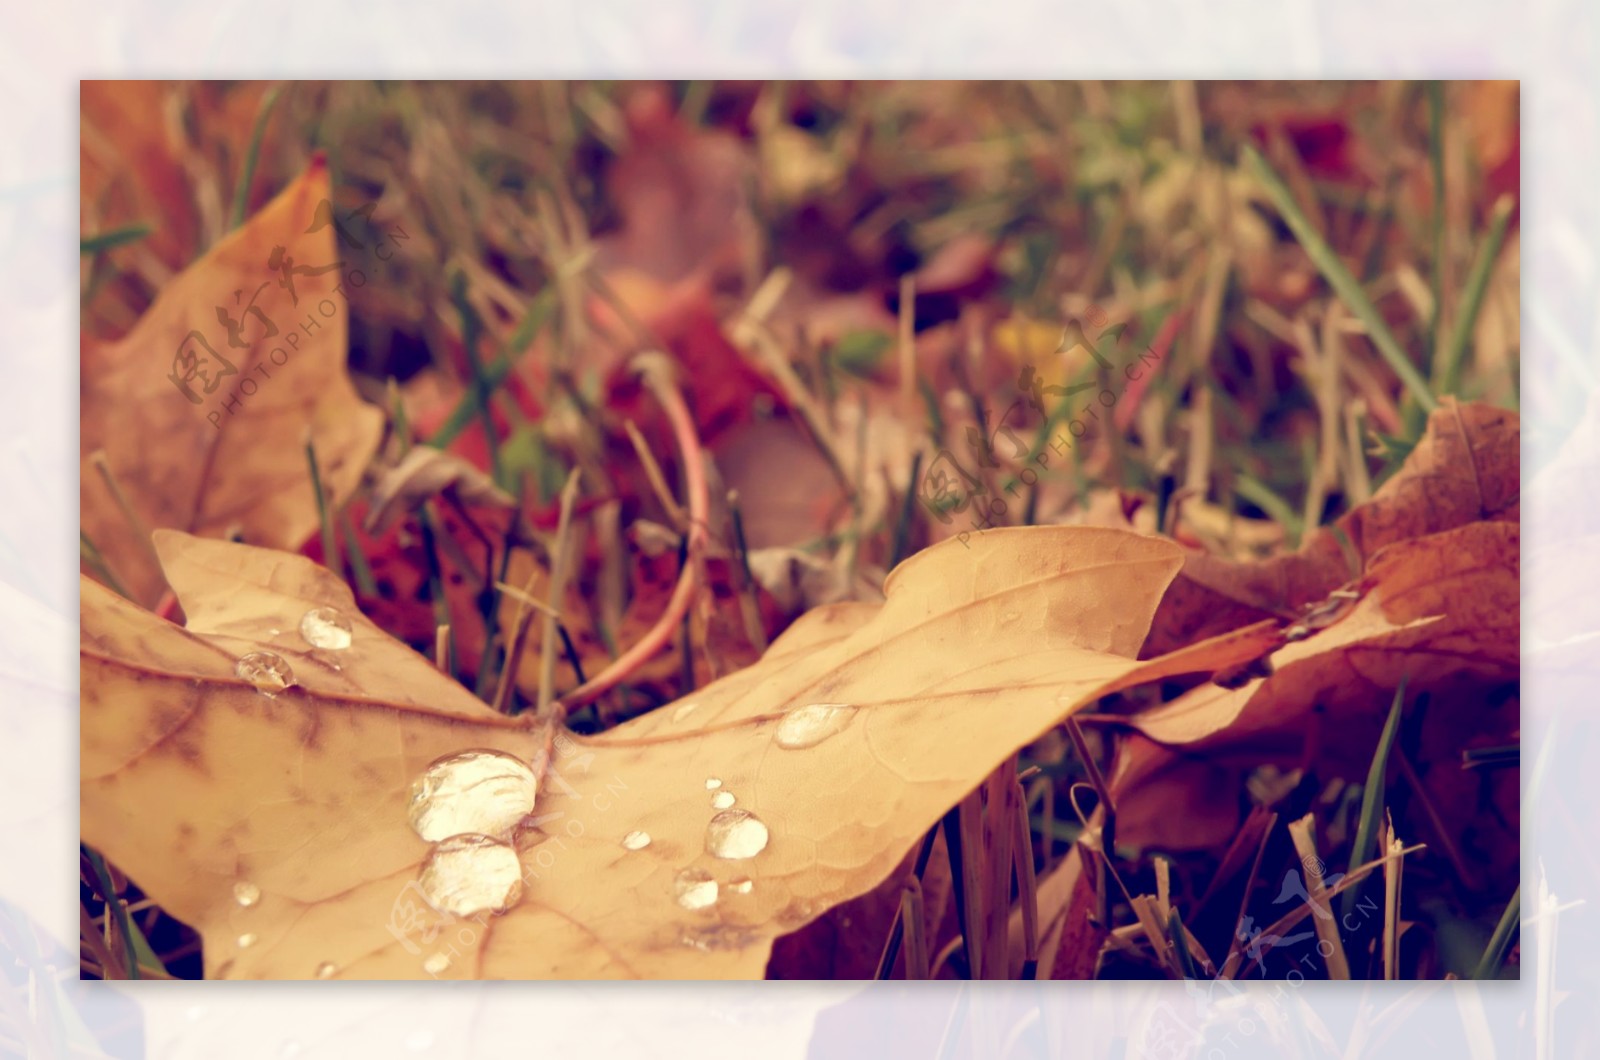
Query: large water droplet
[
  {"left": 706, "top": 809, "right": 770, "bottom": 860},
  {"left": 728, "top": 876, "right": 753, "bottom": 894},
  {"left": 621, "top": 830, "right": 651, "bottom": 851},
  {"left": 705, "top": 777, "right": 722, "bottom": 790},
  {"left": 423, "top": 952, "right": 450, "bottom": 975},
  {"left": 299, "top": 607, "right": 353, "bottom": 650},
  {"left": 674, "top": 868, "right": 719, "bottom": 910},
  {"left": 233, "top": 881, "right": 261, "bottom": 907},
  {"left": 418, "top": 833, "right": 524, "bottom": 916},
  {"left": 236, "top": 651, "right": 295, "bottom": 696},
  {"left": 775, "top": 702, "right": 857, "bottom": 750},
  {"left": 315, "top": 961, "right": 337, "bottom": 979},
  {"left": 237, "top": 932, "right": 258, "bottom": 949},
  {"left": 408, "top": 750, "right": 537, "bottom": 842},
  {"left": 710, "top": 790, "right": 735, "bottom": 809}
]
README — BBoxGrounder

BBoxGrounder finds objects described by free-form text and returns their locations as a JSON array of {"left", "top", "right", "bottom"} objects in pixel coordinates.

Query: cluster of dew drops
[
  {"left": 227, "top": 606, "right": 354, "bottom": 978},
  {"left": 229, "top": 601, "right": 861, "bottom": 974}
]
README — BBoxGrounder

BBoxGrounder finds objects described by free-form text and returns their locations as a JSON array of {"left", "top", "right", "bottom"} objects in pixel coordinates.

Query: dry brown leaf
[
  {"left": 81, "top": 159, "right": 383, "bottom": 605},
  {"left": 1131, "top": 520, "right": 1517, "bottom": 763},
  {"left": 81, "top": 526, "right": 1279, "bottom": 980},
  {"left": 1147, "top": 401, "right": 1518, "bottom": 655},
  {"left": 364, "top": 446, "right": 517, "bottom": 536},
  {"left": 1111, "top": 518, "right": 1517, "bottom": 868}
]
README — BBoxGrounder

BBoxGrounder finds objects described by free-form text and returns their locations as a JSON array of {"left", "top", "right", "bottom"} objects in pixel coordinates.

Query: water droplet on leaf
[
  {"left": 728, "top": 876, "right": 753, "bottom": 894},
  {"left": 674, "top": 868, "right": 719, "bottom": 910},
  {"left": 710, "top": 790, "right": 735, "bottom": 809},
  {"left": 237, "top": 932, "right": 258, "bottom": 949},
  {"left": 706, "top": 809, "right": 770, "bottom": 860},
  {"left": 705, "top": 777, "right": 722, "bottom": 790},
  {"left": 775, "top": 703, "right": 856, "bottom": 750},
  {"left": 418, "top": 833, "right": 524, "bottom": 917},
  {"left": 408, "top": 750, "right": 537, "bottom": 842},
  {"left": 621, "top": 830, "right": 651, "bottom": 851},
  {"left": 423, "top": 952, "right": 450, "bottom": 975},
  {"left": 315, "top": 961, "right": 336, "bottom": 979},
  {"left": 299, "top": 607, "right": 353, "bottom": 650},
  {"left": 233, "top": 881, "right": 261, "bottom": 907},
  {"left": 673, "top": 702, "right": 699, "bottom": 722},
  {"left": 235, "top": 651, "right": 295, "bottom": 696}
]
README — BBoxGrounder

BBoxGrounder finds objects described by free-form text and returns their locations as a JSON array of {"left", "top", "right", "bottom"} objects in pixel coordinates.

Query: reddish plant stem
[{"left": 556, "top": 355, "right": 708, "bottom": 710}]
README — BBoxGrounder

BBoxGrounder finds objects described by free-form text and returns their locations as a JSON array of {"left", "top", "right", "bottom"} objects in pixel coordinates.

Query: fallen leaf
[
  {"left": 81, "top": 158, "right": 383, "bottom": 605},
  {"left": 81, "top": 526, "right": 1279, "bottom": 979},
  {"left": 365, "top": 446, "right": 517, "bottom": 536},
  {"left": 1146, "top": 401, "right": 1518, "bottom": 656}
]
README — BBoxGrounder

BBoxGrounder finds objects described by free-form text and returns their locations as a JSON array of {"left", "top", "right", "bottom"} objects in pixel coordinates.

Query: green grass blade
[
  {"left": 1426, "top": 81, "right": 1445, "bottom": 359},
  {"left": 1437, "top": 194, "right": 1515, "bottom": 396},
  {"left": 1244, "top": 145, "right": 1437, "bottom": 414},
  {"left": 1473, "top": 883, "right": 1521, "bottom": 980},
  {"left": 83, "top": 846, "right": 141, "bottom": 980},
  {"left": 80, "top": 530, "right": 132, "bottom": 600},
  {"left": 231, "top": 84, "right": 284, "bottom": 229},
  {"left": 1343, "top": 675, "right": 1407, "bottom": 920},
  {"left": 304, "top": 437, "right": 345, "bottom": 582},
  {"left": 80, "top": 223, "right": 151, "bottom": 255}
]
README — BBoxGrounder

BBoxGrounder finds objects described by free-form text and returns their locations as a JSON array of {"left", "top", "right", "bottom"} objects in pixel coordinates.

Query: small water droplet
[
  {"left": 672, "top": 701, "right": 699, "bottom": 723},
  {"left": 299, "top": 606, "right": 353, "bottom": 650},
  {"left": 408, "top": 749, "right": 537, "bottom": 842},
  {"left": 418, "top": 833, "right": 523, "bottom": 916},
  {"left": 621, "top": 830, "right": 651, "bottom": 851},
  {"left": 706, "top": 809, "right": 770, "bottom": 860},
  {"left": 710, "top": 790, "right": 735, "bottom": 809},
  {"left": 237, "top": 932, "right": 258, "bottom": 949},
  {"left": 235, "top": 651, "right": 295, "bottom": 696},
  {"left": 423, "top": 952, "right": 450, "bottom": 975},
  {"left": 775, "top": 702, "right": 857, "bottom": 750},
  {"left": 728, "top": 876, "right": 753, "bottom": 894},
  {"left": 705, "top": 777, "right": 722, "bottom": 790},
  {"left": 233, "top": 881, "right": 261, "bottom": 907},
  {"left": 674, "top": 868, "right": 719, "bottom": 910},
  {"left": 315, "top": 961, "right": 337, "bottom": 979}
]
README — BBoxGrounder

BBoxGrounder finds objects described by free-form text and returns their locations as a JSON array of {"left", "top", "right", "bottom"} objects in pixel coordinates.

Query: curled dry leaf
[
  {"left": 1114, "top": 520, "right": 1518, "bottom": 869},
  {"left": 364, "top": 445, "right": 518, "bottom": 536},
  {"left": 1147, "top": 401, "right": 1518, "bottom": 655},
  {"left": 80, "top": 159, "right": 383, "bottom": 605},
  {"left": 80, "top": 526, "right": 1280, "bottom": 980}
]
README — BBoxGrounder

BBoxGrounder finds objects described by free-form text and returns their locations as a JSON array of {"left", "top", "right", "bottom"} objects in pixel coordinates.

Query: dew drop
[
  {"left": 299, "top": 606, "right": 353, "bottom": 650},
  {"left": 315, "top": 961, "right": 336, "bottom": 979},
  {"left": 672, "top": 701, "right": 700, "bottom": 723},
  {"left": 233, "top": 881, "right": 261, "bottom": 908},
  {"left": 621, "top": 830, "right": 651, "bottom": 851},
  {"left": 237, "top": 932, "right": 258, "bottom": 949},
  {"left": 674, "top": 868, "right": 719, "bottom": 911},
  {"left": 706, "top": 809, "right": 770, "bottom": 860},
  {"left": 407, "top": 749, "right": 537, "bottom": 842},
  {"left": 710, "top": 790, "right": 735, "bottom": 810},
  {"left": 235, "top": 651, "right": 295, "bottom": 696},
  {"left": 418, "top": 833, "right": 524, "bottom": 916},
  {"left": 705, "top": 777, "right": 722, "bottom": 790},
  {"left": 775, "top": 702, "right": 857, "bottom": 750},
  {"left": 423, "top": 952, "right": 451, "bottom": 975},
  {"left": 728, "top": 876, "right": 753, "bottom": 894}
]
